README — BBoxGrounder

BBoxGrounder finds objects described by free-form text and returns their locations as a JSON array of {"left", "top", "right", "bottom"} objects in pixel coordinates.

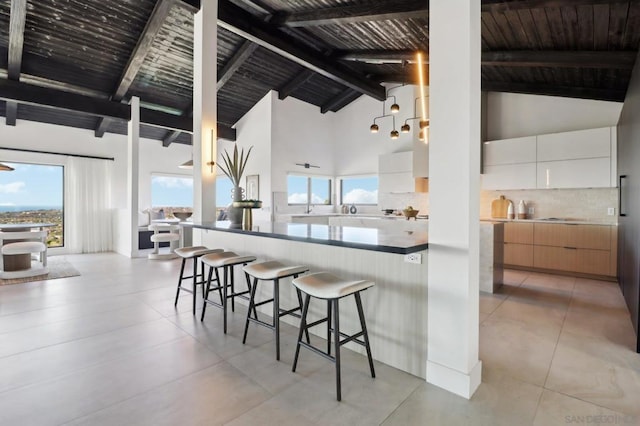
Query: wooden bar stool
[
  {"left": 291, "top": 272, "right": 375, "bottom": 401},
  {"left": 242, "top": 260, "right": 309, "bottom": 360},
  {"left": 200, "top": 251, "right": 256, "bottom": 333},
  {"left": 174, "top": 246, "right": 222, "bottom": 315}
]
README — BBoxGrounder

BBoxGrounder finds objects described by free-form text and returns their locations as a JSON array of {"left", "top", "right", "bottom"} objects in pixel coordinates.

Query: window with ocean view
[{"left": 0, "top": 162, "right": 64, "bottom": 247}]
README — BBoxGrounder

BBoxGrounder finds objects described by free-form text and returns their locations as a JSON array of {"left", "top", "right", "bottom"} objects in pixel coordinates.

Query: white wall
[
  {"left": 227, "top": 92, "right": 273, "bottom": 221},
  {"left": 486, "top": 92, "right": 623, "bottom": 140},
  {"left": 271, "top": 91, "right": 334, "bottom": 190},
  {"left": 331, "top": 84, "right": 418, "bottom": 177}
]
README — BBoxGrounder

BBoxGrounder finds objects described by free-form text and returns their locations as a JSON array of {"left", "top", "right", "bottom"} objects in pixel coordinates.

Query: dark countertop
[{"left": 183, "top": 221, "right": 428, "bottom": 254}]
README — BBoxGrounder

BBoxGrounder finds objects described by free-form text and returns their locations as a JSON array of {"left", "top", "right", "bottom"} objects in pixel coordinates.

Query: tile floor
[{"left": 0, "top": 253, "right": 638, "bottom": 425}]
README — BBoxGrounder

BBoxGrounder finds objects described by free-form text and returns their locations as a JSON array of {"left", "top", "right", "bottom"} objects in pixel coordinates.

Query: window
[
  {"left": 151, "top": 174, "right": 193, "bottom": 208},
  {"left": 216, "top": 176, "right": 233, "bottom": 207},
  {"left": 0, "top": 162, "right": 64, "bottom": 247},
  {"left": 287, "top": 175, "right": 332, "bottom": 205},
  {"left": 340, "top": 176, "right": 379, "bottom": 205}
]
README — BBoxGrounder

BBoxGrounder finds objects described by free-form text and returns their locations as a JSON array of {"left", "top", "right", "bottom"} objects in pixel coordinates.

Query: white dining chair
[{"left": 0, "top": 230, "right": 48, "bottom": 279}]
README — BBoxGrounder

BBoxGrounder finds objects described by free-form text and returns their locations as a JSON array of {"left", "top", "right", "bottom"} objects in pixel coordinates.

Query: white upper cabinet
[
  {"left": 379, "top": 151, "right": 415, "bottom": 193},
  {"left": 483, "top": 164, "right": 537, "bottom": 190},
  {"left": 481, "top": 136, "right": 537, "bottom": 190},
  {"left": 484, "top": 136, "right": 536, "bottom": 165},
  {"left": 537, "top": 158, "right": 611, "bottom": 189},
  {"left": 482, "top": 126, "right": 616, "bottom": 190},
  {"left": 537, "top": 127, "right": 611, "bottom": 161},
  {"left": 379, "top": 151, "right": 412, "bottom": 174}
]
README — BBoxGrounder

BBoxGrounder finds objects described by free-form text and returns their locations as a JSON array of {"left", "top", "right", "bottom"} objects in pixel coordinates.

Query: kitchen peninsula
[{"left": 187, "top": 221, "right": 429, "bottom": 377}]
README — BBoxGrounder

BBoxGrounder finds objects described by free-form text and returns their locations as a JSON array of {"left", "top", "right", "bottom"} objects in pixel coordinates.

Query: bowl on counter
[
  {"left": 402, "top": 209, "right": 419, "bottom": 220},
  {"left": 173, "top": 211, "right": 193, "bottom": 221}
]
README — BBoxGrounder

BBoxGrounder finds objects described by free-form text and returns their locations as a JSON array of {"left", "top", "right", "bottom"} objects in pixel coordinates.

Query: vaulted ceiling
[{"left": 0, "top": 0, "right": 638, "bottom": 146}]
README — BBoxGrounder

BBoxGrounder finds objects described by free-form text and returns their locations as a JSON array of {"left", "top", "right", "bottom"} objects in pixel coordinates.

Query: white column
[
  {"left": 427, "top": 0, "right": 482, "bottom": 399},
  {"left": 192, "top": 0, "right": 218, "bottom": 245},
  {"left": 127, "top": 96, "right": 141, "bottom": 258}
]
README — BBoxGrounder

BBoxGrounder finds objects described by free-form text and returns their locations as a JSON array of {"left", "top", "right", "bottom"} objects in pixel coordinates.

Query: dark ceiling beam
[
  {"left": 278, "top": 69, "right": 314, "bottom": 100},
  {"left": 0, "top": 79, "right": 223, "bottom": 133},
  {"left": 95, "top": 0, "right": 176, "bottom": 137},
  {"left": 482, "top": 81, "right": 626, "bottom": 103},
  {"left": 337, "top": 50, "right": 424, "bottom": 64},
  {"left": 230, "top": 0, "right": 271, "bottom": 15},
  {"left": 321, "top": 89, "right": 358, "bottom": 114},
  {"left": 482, "top": 0, "right": 631, "bottom": 13},
  {"left": 0, "top": 79, "right": 130, "bottom": 120},
  {"left": 218, "top": 41, "right": 258, "bottom": 91},
  {"left": 482, "top": 50, "right": 638, "bottom": 69},
  {"left": 6, "top": 0, "right": 27, "bottom": 126},
  {"left": 277, "top": 0, "right": 428, "bottom": 27},
  {"left": 218, "top": 0, "right": 386, "bottom": 101},
  {"left": 175, "top": 0, "right": 200, "bottom": 13},
  {"left": 331, "top": 91, "right": 362, "bottom": 113}
]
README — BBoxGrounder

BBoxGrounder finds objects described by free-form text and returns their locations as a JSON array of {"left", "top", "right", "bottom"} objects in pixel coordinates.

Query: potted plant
[{"left": 218, "top": 144, "right": 253, "bottom": 227}]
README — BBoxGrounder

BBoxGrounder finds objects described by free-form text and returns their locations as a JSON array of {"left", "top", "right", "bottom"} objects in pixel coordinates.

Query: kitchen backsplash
[
  {"left": 481, "top": 188, "right": 618, "bottom": 223},
  {"left": 378, "top": 192, "right": 429, "bottom": 215}
]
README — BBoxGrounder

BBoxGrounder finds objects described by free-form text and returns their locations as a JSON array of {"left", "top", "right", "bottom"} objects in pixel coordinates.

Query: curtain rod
[{"left": 0, "top": 147, "right": 115, "bottom": 161}]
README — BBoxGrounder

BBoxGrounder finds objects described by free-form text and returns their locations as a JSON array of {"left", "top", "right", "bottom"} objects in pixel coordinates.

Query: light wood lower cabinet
[
  {"left": 504, "top": 243, "right": 533, "bottom": 267},
  {"left": 503, "top": 222, "right": 617, "bottom": 278}
]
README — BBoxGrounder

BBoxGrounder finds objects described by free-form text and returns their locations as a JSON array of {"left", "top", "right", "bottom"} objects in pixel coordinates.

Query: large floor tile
[
  {"left": 545, "top": 330, "right": 640, "bottom": 417},
  {"left": 533, "top": 389, "right": 635, "bottom": 426},
  {"left": 66, "top": 362, "right": 270, "bottom": 426},
  {"left": 0, "top": 336, "right": 221, "bottom": 425},
  {"left": 382, "top": 370, "right": 542, "bottom": 426},
  {"left": 480, "top": 316, "right": 560, "bottom": 386}
]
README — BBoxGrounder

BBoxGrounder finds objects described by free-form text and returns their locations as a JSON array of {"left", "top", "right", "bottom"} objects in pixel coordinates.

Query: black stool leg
[
  {"left": 245, "top": 271, "right": 258, "bottom": 318},
  {"left": 191, "top": 257, "right": 198, "bottom": 315},
  {"left": 355, "top": 292, "right": 376, "bottom": 378},
  {"left": 230, "top": 266, "right": 235, "bottom": 312},
  {"left": 200, "top": 266, "right": 213, "bottom": 322},
  {"left": 243, "top": 276, "right": 259, "bottom": 344},
  {"left": 292, "top": 294, "right": 311, "bottom": 372},
  {"left": 333, "top": 298, "right": 341, "bottom": 401},
  {"left": 295, "top": 287, "right": 310, "bottom": 344},
  {"left": 327, "top": 300, "right": 332, "bottom": 355},
  {"left": 274, "top": 278, "right": 280, "bottom": 360},
  {"left": 223, "top": 266, "right": 229, "bottom": 333},
  {"left": 174, "top": 258, "right": 186, "bottom": 306}
]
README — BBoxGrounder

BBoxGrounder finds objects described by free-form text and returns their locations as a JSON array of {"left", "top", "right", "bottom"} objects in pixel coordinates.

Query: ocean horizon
[{"left": 0, "top": 206, "right": 62, "bottom": 213}]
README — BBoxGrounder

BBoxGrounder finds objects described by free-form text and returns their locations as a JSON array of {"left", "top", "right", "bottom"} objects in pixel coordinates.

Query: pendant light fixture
[
  {"left": 0, "top": 162, "right": 14, "bottom": 171},
  {"left": 178, "top": 158, "right": 193, "bottom": 169}
]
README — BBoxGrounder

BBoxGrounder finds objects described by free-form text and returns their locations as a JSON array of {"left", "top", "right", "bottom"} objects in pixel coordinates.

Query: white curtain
[{"left": 66, "top": 156, "right": 113, "bottom": 253}]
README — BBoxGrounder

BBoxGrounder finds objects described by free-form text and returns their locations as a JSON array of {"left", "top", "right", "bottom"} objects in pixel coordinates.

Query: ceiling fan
[{"left": 295, "top": 162, "right": 320, "bottom": 169}]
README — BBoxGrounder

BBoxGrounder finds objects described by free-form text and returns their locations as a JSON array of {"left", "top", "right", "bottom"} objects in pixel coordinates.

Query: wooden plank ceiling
[{"left": 0, "top": 0, "right": 638, "bottom": 146}]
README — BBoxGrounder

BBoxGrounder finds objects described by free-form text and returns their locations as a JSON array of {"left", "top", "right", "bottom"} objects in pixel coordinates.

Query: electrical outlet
[
  {"left": 528, "top": 207, "right": 535, "bottom": 215},
  {"left": 404, "top": 253, "right": 422, "bottom": 264},
  {"left": 608, "top": 207, "right": 615, "bottom": 216}
]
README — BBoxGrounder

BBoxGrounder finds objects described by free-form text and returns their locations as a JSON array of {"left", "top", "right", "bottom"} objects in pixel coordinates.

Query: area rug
[{"left": 0, "top": 257, "right": 80, "bottom": 286}]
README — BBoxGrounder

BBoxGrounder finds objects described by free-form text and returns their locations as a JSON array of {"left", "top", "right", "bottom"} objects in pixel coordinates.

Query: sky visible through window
[
  {"left": 0, "top": 162, "right": 63, "bottom": 211},
  {"left": 342, "top": 177, "right": 378, "bottom": 204},
  {"left": 288, "top": 175, "right": 331, "bottom": 204},
  {"left": 151, "top": 175, "right": 193, "bottom": 207}
]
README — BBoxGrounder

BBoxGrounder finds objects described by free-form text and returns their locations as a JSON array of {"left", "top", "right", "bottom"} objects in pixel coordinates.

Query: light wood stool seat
[
  {"left": 174, "top": 246, "right": 223, "bottom": 315},
  {"left": 200, "top": 251, "right": 257, "bottom": 333},
  {"left": 242, "top": 260, "right": 309, "bottom": 360},
  {"left": 292, "top": 272, "right": 375, "bottom": 401}
]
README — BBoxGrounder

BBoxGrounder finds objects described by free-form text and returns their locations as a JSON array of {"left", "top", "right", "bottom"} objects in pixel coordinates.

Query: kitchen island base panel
[{"left": 196, "top": 228, "right": 428, "bottom": 378}]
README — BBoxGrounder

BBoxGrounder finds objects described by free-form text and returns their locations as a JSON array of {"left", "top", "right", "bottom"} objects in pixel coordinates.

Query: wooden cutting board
[{"left": 491, "top": 195, "right": 510, "bottom": 218}]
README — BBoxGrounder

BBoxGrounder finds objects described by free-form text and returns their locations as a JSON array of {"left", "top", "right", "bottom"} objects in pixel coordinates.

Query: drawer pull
[{"left": 563, "top": 246, "right": 577, "bottom": 250}]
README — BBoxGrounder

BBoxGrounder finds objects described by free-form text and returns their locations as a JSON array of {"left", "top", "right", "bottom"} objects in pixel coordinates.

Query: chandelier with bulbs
[{"left": 368, "top": 51, "right": 429, "bottom": 143}]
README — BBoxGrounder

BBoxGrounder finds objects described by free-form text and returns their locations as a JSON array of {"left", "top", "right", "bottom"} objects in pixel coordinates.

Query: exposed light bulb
[
  {"left": 390, "top": 130, "right": 399, "bottom": 140},
  {"left": 370, "top": 123, "right": 379, "bottom": 133},
  {"left": 400, "top": 124, "right": 410, "bottom": 133},
  {"left": 418, "top": 130, "right": 424, "bottom": 141},
  {"left": 390, "top": 103, "right": 400, "bottom": 113}
]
